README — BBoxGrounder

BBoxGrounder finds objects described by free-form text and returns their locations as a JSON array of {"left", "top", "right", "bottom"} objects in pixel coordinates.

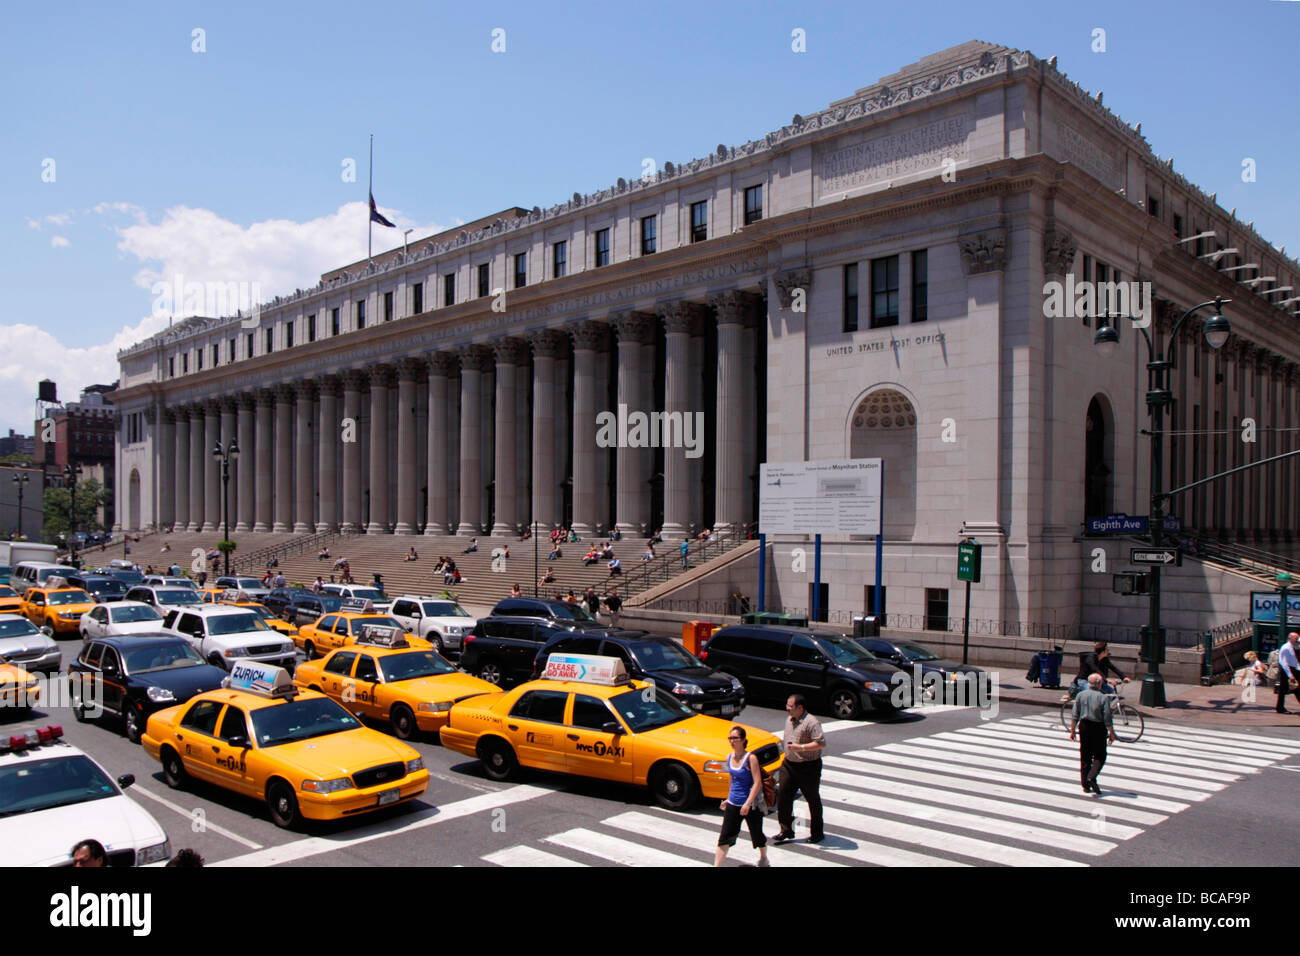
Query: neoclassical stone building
[{"left": 114, "top": 41, "right": 1300, "bottom": 632}]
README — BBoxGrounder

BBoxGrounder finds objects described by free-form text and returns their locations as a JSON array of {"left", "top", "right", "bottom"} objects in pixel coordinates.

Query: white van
[{"left": 12, "top": 562, "right": 78, "bottom": 596}]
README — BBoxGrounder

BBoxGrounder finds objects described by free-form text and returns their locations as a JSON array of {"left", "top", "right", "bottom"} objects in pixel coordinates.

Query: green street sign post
[{"left": 957, "top": 538, "right": 982, "bottom": 664}]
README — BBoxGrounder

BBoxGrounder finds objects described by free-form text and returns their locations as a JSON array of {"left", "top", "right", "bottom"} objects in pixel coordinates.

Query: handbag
[{"left": 759, "top": 763, "right": 776, "bottom": 812}]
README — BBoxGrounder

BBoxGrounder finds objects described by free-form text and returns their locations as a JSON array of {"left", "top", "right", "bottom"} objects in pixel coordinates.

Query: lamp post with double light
[
  {"left": 212, "top": 439, "right": 240, "bottom": 577},
  {"left": 63, "top": 462, "right": 83, "bottom": 567},
  {"left": 1094, "top": 297, "right": 1231, "bottom": 706},
  {"left": 11, "top": 472, "right": 28, "bottom": 540}
]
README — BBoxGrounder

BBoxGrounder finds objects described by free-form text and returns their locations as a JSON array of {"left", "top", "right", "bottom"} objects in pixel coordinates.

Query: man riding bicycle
[{"left": 1068, "top": 641, "right": 1131, "bottom": 698}]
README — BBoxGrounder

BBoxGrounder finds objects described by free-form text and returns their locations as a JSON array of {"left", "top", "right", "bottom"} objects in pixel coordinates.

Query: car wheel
[
  {"left": 650, "top": 762, "right": 700, "bottom": 811},
  {"left": 830, "top": 687, "right": 862, "bottom": 720},
  {"left": 161, "top": 747, "right": 187, "bottom": 790},
  {"left": 432, "top": 634, "right": 447, "bottom": 655},
  {"left": 390, "top": 703, "right": 416, "bottom": 740},
  {"left": 70, "top": 681, "right": 91, "bottom": 723},
  {"left": 478, "top": 659, "right": 504, "bottom": 686},
  {"left": 208, "top": 653, "right": 228, "bottom": 671},
  {"left": 303, "top": 641, "right": 316, "bottom": 660},
  {"left": 478, "top": 737, "right": 519, "bottom": 781},
  {"left": 124, "top": 703, "right": 145, "bottom": 744},
  {"left": 267, "top": 779, "right": 300, "bottom": 829}
]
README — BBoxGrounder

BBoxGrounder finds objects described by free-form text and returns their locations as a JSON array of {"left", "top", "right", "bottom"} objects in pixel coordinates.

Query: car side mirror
[
  {"left": 116, "top": 773, "right": 135, "bottom": 790},
  {"left": 602, "top": 721, "right": 623, "bottom": 736},
  {"left": 227, "top": 736, "right": 249, "bottom": 750},
  {"left": 40, "top": 626, "right": 52, "bottom": 637}
]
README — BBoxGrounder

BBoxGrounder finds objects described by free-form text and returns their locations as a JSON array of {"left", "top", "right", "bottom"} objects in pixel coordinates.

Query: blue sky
[{"left": 2, "top": 0, "right": 1297, "bottom": 433}]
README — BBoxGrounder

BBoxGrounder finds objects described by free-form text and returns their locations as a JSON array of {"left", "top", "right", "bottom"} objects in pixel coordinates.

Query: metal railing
[
  {"left": 231, "top": 529, "right": 349, "bottom": 573},
  {"left": 616, "top": 526, "right": 752, "bottom": 601},
  {"left": 1137, "top": 528, "right": 1300, "bottom": 580}
]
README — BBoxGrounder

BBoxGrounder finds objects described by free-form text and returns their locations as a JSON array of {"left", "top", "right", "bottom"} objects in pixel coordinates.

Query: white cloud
[
  {"left": 26, "top": 219, "right": 40, "bottom": 230},
  {"left": 50, "top": 236, "right": 70, "bottom": 248},
  {"left": 45, "top": 213, "right": 72, "bottom": 227}
]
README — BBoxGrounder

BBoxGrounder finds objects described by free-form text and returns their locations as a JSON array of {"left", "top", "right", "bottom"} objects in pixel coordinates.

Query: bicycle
[{"left": 1059, "top": 682, "right": 1144, "bottom": 743}]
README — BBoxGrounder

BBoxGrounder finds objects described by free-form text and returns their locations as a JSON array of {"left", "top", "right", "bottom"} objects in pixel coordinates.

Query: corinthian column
[
  {"left": 294, "top": 381, "right": 316, "bottom": 533},
  {"left": 340, "top": 370, "right": 365, "bottom": 533},
  {"left": 188, "top": 404, "right": 205, "bottom": 531},
  {"left": 569, "top": 320, "right": 606, "bottom": 536},
  {"left": 219, "top": 399, "right": 237, "bottom": 534},
  {"left": 394, "top": 359, "right": 422, "bottom": 535},
  {"left": 366, "top": 365, "right": 392, "bottom": 533},
  {"left": 491, "top": 339, "right": 526, "bottom": 535},
  {"left": 658, "top": 302, "right": 704, "bottom": 539},
  {"left": 254, "top": 390, "right": 274, "bottom": 532},
  {"left": 457, "top": 346, "right": 490, "bottom": 535},
  {"left": 613, "top": 312, "right": 655, "bottom": 536},
  {"left": 425, "top": 353, "right": 455, "bottom": 535},
  {"left": 173, "top": 408, "right": 190, "bottom": 532},
  {"left": 528, "top": 331, "right": 563, "bottom": 530},
  {"left": 316, "top": 375, "right": 339, "bottom": 532},
  {"left": 235, "top": 395, "right": 254, "bottom": 532},
  {"left": 711, "top": 291, "right": 758, "bottom": 534},
  {"left": 201, "top": 401, "right": 221, "bottom": 532},
  {"left": 273, "top": 385, "right": 294, "bottom": 533}
]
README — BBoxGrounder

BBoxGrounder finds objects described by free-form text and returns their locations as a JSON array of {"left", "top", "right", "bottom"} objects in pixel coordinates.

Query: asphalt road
[{"left": 11, "top": 640, "right": 1300, "bottom": 868}]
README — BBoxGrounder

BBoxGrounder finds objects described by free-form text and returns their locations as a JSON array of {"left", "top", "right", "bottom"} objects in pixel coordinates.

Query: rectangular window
[
  {"left": 1173, "top": 214, "right": 1184, "bottom": 239},
  {"left": 444, "top": 273, "right": 455, "bottom": 306},
  {"left": 925, "top": 588, "right": 950, "bottom": 632},
  {"left": 595, "top": 229, "right": 610, "bottom": 267},
  {"left": 911, "top": 249, "right": 928, "bottom": 323},
  {"left": 870, "top": 255, "right": 900, "bottom": 328},
  {"left": 553, "top": 241, "right": 567, "bottom": 278},
  {"left": 412, "top": 282, "right": 423, "bottom": 314},
  {"left": 211, "top": 344, "right": 218, "bottom": 366},
  {"left": 330, "top": 308, "right": 340, "bottom": 336},
  {"left": 744, "top": 185, "right": 763, "bottom": 225},
  {"left": 169, "top": 357, "right": 175, "bottom": 378},
  {"left": 307, "top": 315, "right": 316, "bottom": 343},
  {"left": 842, "top": 264, "right": 859, "bottom": 333},
  {"left": 383, "top": 291, "right": 393, "bottom": 322},
  {"left": 285, "top": 322, "right": 294, "bottom": 349},
  {"left": 182, "top": 353, "right": 189, "bottom": 373},
  {"left": 691, "top": 201, "right": 707, "bottom": 243},
  {"left": 477, "top": 263, "right": 490, "bottom": 298},
  {"left": 196, "top": 349, "right": 203, "bottom": 371},
  {"left": 246, "top": 332, "right": 254, "bottom": 358},
  {"left": 355, "top": 299, "right": 365, "bottom": 330},
  {"left": 265, "top": 328, "right": 273, "bottom": 354},
  {"left": 1080, "top": 255, "right": 1093, "bottom": 327},
  {"left": 640, "top": 215, "right": 656, "bottom": 255},
  {"left": 1095, "top": 262, "right": 1110, "bottom": 318},
  {"left": 228, "top": 338, "right": 235, "bottom": 362},
  {"left": 863, "top": 585, "right": 887, "bottom": 619},
  {"left": 1148, "top": 197, "right": 1159, "bottom": 218},
  {"left": 514, "top": 252, "right": 527, "bottom": 289}
]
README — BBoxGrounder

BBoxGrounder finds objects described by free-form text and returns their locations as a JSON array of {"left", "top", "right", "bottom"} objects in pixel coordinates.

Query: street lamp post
[
  {"left": 11, "top": 472, "right": 28, "bottom": 539},
  {"left": 212, "top": 439, "right": 240, "bottom": 576},
  {"left": 1278, "top": 571, "right": 1293, "bottom": 647},
  {"left": 63, "top": 463, "right": 83, "bottom": 567},
  {"left": 1095, "top": 297, "right": 1232, "bottom": 707}
]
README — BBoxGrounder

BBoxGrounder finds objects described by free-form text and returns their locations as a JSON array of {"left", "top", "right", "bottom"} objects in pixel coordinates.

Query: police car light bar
[
  {"left": 0, "top": 724, "right": 63, "bottom": 754},
  {"left": 542, "top": 654, "right": 630, "bottom": 686},
  {"left": 357, "top": 625, "right": 408, "bottom": 648},
  {"left": 224, "top": 661, "right": 297, "bottom": 699}
]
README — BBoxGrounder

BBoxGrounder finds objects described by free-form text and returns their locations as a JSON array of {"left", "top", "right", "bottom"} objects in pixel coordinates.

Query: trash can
[
  {"left": 853, "top": 616, "right": 880, "bottom": 638},
  {"left": 1036, "top": 648, "right": 1064, "bottom": 689},
  {"left": 681, "top": 621, "right": 718, "bottom": 656},
  {"left": 742, "top": 612, "right": 782, "bottom": 625}
]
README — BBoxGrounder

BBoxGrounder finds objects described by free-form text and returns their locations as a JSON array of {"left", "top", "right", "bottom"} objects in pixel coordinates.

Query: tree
[{"left": 43, "top": 478, "right": 106, "bottom": 542}]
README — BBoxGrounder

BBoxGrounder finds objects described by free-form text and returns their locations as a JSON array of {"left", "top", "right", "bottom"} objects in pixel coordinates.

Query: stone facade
[{"left": 113, "top": 41, "right": 1300, "bottom": 635}]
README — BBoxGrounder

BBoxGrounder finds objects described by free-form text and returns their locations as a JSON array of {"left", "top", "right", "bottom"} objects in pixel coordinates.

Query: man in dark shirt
[{"left": 1075, "top": 641, "right": 1130, "bottom": 693}]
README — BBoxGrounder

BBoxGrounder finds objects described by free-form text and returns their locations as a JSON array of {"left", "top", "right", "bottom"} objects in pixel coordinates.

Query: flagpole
[{"left": 368, "top": 134, "right": 374, "bottom": 262}]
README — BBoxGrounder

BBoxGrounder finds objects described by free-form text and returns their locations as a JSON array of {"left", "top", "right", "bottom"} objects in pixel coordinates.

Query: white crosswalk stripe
[{"left": 473, "top": 711, "right": 1299, "bottom": 867}]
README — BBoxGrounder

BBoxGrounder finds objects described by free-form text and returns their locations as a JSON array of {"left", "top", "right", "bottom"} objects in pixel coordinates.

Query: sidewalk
[{"left": 996, "top": 677, "right": 1300, "bottom": 728}]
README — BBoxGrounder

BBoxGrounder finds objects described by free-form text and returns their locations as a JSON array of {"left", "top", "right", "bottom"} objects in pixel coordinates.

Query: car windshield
[
  {"left": 378, "top": 651, "right": 457, "bottom": 681},
  {"left": 313, "top": 597, "right": 344, "bottom": 612},
  {"left": 549, "top": 603, "right": 595, "bottom": 622},
  {"left": 168, "top": 579, "right": 198, "bottom": 589},
  {"left": 818, "top": 635, "right": 876, "bottom": 665},
  {"left": 0, "top": 618, "right": 40, "bottom": 638},
  {"left": 234, "top": 579, "right": 263, "bottom": 589},
  {"left": 608, "top": 686, "right": 694, "bottom": 732},
  {"left": 84, "top": 580, "right": 127, "bottom": 596},
  {"left": 348, "top": 588, "right": 385, "bottom": 601},
  {"left": 48, "top": 591, "right": 93, "bottom": 606},
  {"left": 0, "top": 587, "right": 16, "bottom": 599},
  {"left": 207, "top": 613, "right": 269, "bottom": 636},
  {"left": 629, "top": 640, "right": 701, "bottom": 671},
  {"left": 157, "top": 590, "right": 201, "bottom": 605},
  {"left": 0, "top": 755, "right": 119, "bottom": 817},
  {"left": 124, "top": 644, "right": 204, "bottom": 673},
  {"left": 111, "top": 606, "right": 162, "bottom": 624},
  {"left": 421, "top": 602, "right": 469, "bottom": 617},
  {"left": 243, "top": 606, "right": 279, "bottom": 623},
  {"left": 111, "top": 571, "right": 144, "bottom": 585},
  {"left": 250, "top": 697, "right": 362, "bottom": 746},
  {"left": 898, "top": 642, "right": 940, "bottom": 662},
  {"left": 352, "top": 616, "right": 404, "bottom": 633}
]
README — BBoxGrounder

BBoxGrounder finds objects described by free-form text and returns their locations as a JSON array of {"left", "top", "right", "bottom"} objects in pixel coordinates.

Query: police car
[
  {"left": 141, "top": 662, "right": 430, "bottom": 829},
  {"left": 0, "top": 723, "right": 170, "bottom": 866},
  {"left": 440, "top": 654, "right": 783, "bottom": 810}
]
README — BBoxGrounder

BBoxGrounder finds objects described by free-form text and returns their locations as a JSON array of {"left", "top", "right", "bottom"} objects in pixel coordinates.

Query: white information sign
[{"left": 759, "top": 459, "right": 883, "bottom": 535}]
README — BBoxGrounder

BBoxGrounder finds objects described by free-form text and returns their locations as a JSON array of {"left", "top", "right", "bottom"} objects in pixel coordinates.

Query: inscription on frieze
[
  {"left": 1058, "top": 124, "right": 1121, "bottom": 188},
  {"left": 819, "top": 115, "right": 970, "bottom": 194}
]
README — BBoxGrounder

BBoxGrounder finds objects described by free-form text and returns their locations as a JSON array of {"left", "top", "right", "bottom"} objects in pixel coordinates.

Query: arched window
[
  {"left": 849, "top": 388, "right": 918, "bottom": 539},
  {"left": 1085, "top": 396, "right": 1114, "bottom": 519}
]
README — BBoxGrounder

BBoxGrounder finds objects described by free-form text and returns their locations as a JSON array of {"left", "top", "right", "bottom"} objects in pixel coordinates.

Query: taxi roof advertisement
[{"left": 542, "top": 654, "right": 626, "bottom": 685}]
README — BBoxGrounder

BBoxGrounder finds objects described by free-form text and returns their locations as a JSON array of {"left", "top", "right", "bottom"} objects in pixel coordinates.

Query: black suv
[
  {"left": 461, "top": 598, "right": 616, "bottom": 687},
  {"left": 701, "top": 625, "right": 906, "bottom": 719},
  {"left": 282, "top": 593, "right": 346, "bottom": 627},
  {"left": 262, "top": 587, "right": 316, "bottom": 617},
  {"left": 65, "top": 573, "right": 129, "bottom": 604},
  {"left": 532, "top": 631, "right": 746, "bottom": 716}
]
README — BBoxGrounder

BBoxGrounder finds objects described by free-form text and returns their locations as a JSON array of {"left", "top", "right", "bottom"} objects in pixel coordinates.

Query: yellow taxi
[
  {"left": 440, "top": 654, "right": 784, "bottom": 810},
  {"left": 295, "top": 606, "right": 431, "bottom": 659},
  {"left": 0, "top": 655, "right": 39, "bottom": 712},
  {"left": 141, "top": 661, "right": 429, "bottom": 829},
  {"left": 0, "top": 585, "right": 23, "bottom": 615},
  {"left": 293, "top": 630, "right": 497, "bottom": 738},
  {"left": 198, "top": 588, "right": 225, "bottom": 604},
  {"left": 218, "top": 590, "right": 297, "bottom": 637},
  {"left": 21, "top": 588, "right": 97, "bottom": 635}
]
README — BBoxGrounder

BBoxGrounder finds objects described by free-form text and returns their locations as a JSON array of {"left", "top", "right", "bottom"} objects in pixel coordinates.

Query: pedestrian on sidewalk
[
  {"left": 713, "top": 726, "right": 769, "bottom": 867},
  {"left": 1275, "top": 632, "right": 1300, "bottom": 714},
  {"left": 1073, "top": 641, "right": 1129, "bottom": 695},
  {"left": 603, "top": 588, "right": 622, "bottom": 626},
  {"left": 680, "top": 539, "right": 689, "bottom": 569},
  {"left": 774, "top": 694, "right": 825, "bottom": 845},
  {"left": 1070, "top": 672, "right": 1115, "bottom": 795}
]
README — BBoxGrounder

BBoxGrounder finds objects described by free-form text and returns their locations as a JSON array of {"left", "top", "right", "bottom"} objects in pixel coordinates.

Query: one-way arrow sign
[{"left": 1131, "top": 548, "right": 1182, "bottom": 566}]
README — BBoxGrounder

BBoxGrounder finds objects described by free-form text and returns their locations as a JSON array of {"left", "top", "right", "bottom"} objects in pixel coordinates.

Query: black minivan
[{"left": 701, "top": 625, "right": 906, "bottom": 719}]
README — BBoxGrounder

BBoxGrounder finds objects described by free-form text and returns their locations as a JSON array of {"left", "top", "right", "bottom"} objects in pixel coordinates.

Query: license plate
[
  {"left": 377, "top": 788, "right": 399, "bottom": 806},
  {"left": 721, "top": 704, "right": 738, "bottom": 716}
]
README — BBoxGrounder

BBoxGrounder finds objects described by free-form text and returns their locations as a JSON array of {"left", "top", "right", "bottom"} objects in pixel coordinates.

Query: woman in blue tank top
[{"left": 713, "top": 726, "right": 768, "bottom": 867}]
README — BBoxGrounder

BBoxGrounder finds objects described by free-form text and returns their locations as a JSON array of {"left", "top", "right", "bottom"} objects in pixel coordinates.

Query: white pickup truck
[
  {"left": 160, "top": 605, "right": 296, "bottom": 671},
  {"left": 388, "top": 595, "right": 476, "bottom": 656}
]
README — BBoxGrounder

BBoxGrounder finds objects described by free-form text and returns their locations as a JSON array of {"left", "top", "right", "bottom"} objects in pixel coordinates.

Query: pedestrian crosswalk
[{"left": 477, "top": 712, "right": 1300, "bottom": 867}]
